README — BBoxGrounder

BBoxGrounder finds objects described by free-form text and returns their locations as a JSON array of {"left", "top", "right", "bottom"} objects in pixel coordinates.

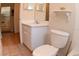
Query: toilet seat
[{"left": 33, "top": 45, "right": 59, "bottom": 56}]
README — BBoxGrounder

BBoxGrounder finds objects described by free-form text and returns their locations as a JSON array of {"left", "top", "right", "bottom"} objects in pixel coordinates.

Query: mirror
[
  {"left": 23, "top": 3, "right": 35, "bottom": 10},
  {"left": 1, "top": 7, "right": 10, "bottom": 17},
  {"left": 35, "top": 3, "right": 45, "bottom": 11},
  {"left": 23, "top": 3, "right": 49, "bottom": 21}
]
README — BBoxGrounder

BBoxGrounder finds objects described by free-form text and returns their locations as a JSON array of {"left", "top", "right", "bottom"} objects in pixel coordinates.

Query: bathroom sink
[
  {"left": 22, "top": 20, "right": 48, "bottom": 27},
  {"left": 28, "top": 21, "right": 48, "bottom": 27}
]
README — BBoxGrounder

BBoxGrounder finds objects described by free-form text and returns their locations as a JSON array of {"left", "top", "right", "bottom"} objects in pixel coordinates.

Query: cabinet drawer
[{"left": 22, "top": 24, "right": 30, "bottom": 32}]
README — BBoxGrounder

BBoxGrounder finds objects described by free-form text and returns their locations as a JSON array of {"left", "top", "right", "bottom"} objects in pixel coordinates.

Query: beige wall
[
  {"left": 49, "top": 3, "right": 76, "bottom": 55},
  {"left": 71, "top": 4, "right": 79, "bottom": 51},
  {"left": 49, "top": 3, "right": 75, "bottom": 32}
]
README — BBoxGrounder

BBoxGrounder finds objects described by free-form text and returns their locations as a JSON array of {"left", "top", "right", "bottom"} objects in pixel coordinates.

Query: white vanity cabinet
[
  {"left": 22, "top": 24, "right": 48, "bottom": 51},
  {"left": 22, "top": 24, "right": 32, "bottom": 50}
]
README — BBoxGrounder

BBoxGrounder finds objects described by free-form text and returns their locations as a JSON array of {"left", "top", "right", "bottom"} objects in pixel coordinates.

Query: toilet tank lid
[{"left": 50, "top": 29, "right": 70, "bottom": 36}]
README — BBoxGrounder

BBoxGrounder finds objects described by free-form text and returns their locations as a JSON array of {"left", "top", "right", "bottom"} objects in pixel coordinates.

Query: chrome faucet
[{"left": 35, "top": 20, "right": 39, "bottom": 24}]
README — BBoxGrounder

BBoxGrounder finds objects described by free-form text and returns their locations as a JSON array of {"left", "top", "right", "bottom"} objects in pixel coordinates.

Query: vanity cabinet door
[
  {"left": 22, "top": 25, "right": 32, "bottom": 51},
  {"left": 23, "top": 31, "right": 32, "bottom": 50},
  {"left": 22, "top": 24, "right": 30, "bottom": 32}
]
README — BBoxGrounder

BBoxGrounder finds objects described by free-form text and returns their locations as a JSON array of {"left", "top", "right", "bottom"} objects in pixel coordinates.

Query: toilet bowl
[
  {"left": 33, "top": 29, "right": 69, "bottom": 56},
  {"left": 33, "top": 45, "right": 58, "bottom": 56}
]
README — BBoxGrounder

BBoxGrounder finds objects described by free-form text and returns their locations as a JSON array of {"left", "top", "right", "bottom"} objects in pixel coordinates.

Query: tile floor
[{"left": 1, "top": 32, "right": 32, "bottom": 56}]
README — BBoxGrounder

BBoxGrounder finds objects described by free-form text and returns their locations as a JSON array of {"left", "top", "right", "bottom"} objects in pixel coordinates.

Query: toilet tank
[{"left": 50, "top": 29, "right": 69, "bottom": 48}]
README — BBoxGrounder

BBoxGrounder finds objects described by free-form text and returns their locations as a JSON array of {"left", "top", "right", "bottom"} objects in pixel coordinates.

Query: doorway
[
  {"left": 0, "top": 3, "right": 31, "bottom": 56},
  {"left": 0, "top": 3, "right": 15, "bottom": 32}
]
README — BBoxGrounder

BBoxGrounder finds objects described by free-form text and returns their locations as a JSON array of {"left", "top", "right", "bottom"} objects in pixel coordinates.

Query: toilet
[{"left": 32, "top": 29, "right": 70, "bottom": 56}]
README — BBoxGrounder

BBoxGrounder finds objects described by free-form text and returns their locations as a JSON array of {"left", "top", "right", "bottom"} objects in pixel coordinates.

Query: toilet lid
[{"left": 33, "top": 45, "right": 58, "bottom": 56}]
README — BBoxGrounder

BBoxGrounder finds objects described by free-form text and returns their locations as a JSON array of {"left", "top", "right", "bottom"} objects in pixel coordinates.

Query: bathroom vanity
[{"left": 20, "top": 21, "right": 48, "bottom": 51}]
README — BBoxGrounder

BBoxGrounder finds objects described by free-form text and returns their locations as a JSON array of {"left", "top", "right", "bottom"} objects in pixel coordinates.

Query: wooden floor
[{"left": 1, "top": 32, "right": 32, "bottom": 56}]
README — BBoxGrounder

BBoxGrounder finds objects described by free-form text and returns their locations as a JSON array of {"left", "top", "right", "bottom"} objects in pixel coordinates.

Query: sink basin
[{"left": 21, "top": 20, "right": 48, "bottom": 27}]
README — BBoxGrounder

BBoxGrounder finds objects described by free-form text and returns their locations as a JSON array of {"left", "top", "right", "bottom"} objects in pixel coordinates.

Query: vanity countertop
[{"left": 20, "top": 20, "right": 48, "bottom": 27}]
